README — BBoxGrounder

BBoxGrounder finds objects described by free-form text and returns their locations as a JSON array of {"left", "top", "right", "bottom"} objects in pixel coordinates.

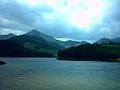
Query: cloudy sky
[{"left": 0, "top": 0, "right": 120, "bottom": 42}]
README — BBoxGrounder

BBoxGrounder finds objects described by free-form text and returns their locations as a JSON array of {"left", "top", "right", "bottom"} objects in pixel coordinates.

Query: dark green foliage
[
  {"left": 58, "top": 44, "right": 120, "bottom": 61},
  {"left": 10, "top": 34, "right": 64, "bottom": 56},
  {"left": 0, "top": 40, "right": 53, "bottom": 57},
  {"left": 11, "top": 35, "right": 64, "bottom": 50}
]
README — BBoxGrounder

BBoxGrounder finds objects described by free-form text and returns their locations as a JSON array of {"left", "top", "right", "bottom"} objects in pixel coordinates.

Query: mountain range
[
  {"left": 58, "top": 37, "right": 120, "bottom": 61},
  {"left": 0, "top": 29, "right": 120, "bottom": 57},
  {"left": 0, "top": 30, "right": 88, "bottom": 57}
]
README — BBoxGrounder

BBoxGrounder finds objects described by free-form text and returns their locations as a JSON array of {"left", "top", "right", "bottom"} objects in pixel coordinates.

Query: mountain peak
[
  {"left": 31, "top": 29, "right": 39, "bottom": 32},
  {"left": 8, "top": 33, "right": 16, "bottom": 36},
  {"left": 99, "top": 38, "right": 110, "bottom": 41},
  {"left": 26, "top": 29, "right": 57, "bottom": 42},
  {"left": 27, "top": 29, "right": 40, "bottom": 34},
  {"left": 94, "top": 38, "right": 116, "bottom": 45},
  {"left": 26, "top": 29, "right": 43, "bottom": 37},
  {"left": 0, "top": 33, "right": 16, "bottom": 40},
  {"left": 80, "top": 41, "right": 89, "bottom": 44}
]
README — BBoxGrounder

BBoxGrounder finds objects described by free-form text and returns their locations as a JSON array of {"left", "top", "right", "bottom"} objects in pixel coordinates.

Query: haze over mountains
[{"left": 0, "top": 29, "right": 120, "bottom": 57}]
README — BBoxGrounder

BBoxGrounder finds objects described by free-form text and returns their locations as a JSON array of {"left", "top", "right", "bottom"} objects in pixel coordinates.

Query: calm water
[{"left": 0, "top": 58, "right": 120, "bottom": 90}]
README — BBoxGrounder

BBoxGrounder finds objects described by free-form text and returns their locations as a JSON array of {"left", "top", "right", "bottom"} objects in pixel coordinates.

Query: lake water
[{"left": 0, "top": 58, "right": 120, "bottom": 90}]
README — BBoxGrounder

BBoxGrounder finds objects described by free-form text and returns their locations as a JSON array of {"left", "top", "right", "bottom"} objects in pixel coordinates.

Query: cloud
[
  {"left": 0, "top": 0, "right": 120, "bottom": 41},
  {"left": 99, "top": 21, "right": 120, "bottom": 38},
  {"left": 0, "top": 28, "right": 25, "bottom": 35}
]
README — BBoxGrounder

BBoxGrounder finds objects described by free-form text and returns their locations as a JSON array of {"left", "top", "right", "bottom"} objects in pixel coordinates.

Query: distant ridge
[
  {"left": 112, "top": 37, "right": 120, "bottom": 43},
  {"left": 0, "top": 33, "right": 16, "bottom": 40},
  {"left": 57, "top": 40, "right": 89, "bottom": 48},
  {"left": 94, "top": 38, "right": 119, "bottom": 45}
]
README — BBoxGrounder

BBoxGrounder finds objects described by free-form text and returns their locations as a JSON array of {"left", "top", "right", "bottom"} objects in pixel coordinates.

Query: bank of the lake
[
  {"left": 0, "top": 61, "right": 6, "bottom": 65},
  {"left": 57, "top": 57, "right": 120, "bottom": 62}
]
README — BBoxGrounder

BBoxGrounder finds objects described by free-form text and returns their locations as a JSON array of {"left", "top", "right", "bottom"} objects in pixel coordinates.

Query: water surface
[{"left": 0, "top": 58, "right": 120, "bottom": 90}]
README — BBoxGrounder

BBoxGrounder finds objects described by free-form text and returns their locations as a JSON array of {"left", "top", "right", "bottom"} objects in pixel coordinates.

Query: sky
[{"left": 0, "top": 0, "right": 120, "bottom": 42}]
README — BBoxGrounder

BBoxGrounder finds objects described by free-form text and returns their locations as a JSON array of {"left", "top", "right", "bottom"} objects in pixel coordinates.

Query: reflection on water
[{"left": 0, "top": 58, "right": 120, "bottom": 90}]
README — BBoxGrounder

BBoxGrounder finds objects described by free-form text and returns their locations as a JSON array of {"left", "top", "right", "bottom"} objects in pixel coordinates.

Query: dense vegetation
[
  {"left": 58, "top": 44, "right": 120, "bottom": 61},
  {"left": 11, "top": 34, "right": 64, "bottom": 56},
  {"left": 0, "top": 40, "right": 53, "bottom": 57}
]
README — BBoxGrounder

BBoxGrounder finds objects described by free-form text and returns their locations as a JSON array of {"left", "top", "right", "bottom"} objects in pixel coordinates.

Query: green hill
[
  {"left": 58, "top": 44, "right": 120, "bottom": 61},
  {"left": 0, "top": 40, "right": 53, "bottom": 57},
  {"left": 10, "top": 30, "right": 65, "bottom": 56}
]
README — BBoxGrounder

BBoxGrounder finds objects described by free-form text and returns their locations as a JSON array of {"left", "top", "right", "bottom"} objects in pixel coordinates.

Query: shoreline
[
  {"left": 57, "top": 57, "right": 120, "bottom": 62},
  {"left": 0, "top": 57, "right": 120, "bottom": 62},
  {"left": 0, "top": 61, "right": 6, "bottom": 65}
]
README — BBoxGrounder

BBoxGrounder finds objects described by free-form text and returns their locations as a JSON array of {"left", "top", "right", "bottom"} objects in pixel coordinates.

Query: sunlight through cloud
[
  {"left": 17, "top": 0, "right": 105, "bottom": 30},
  {"left": 0, "top": 0, "right": 118, "bottom": 40}
]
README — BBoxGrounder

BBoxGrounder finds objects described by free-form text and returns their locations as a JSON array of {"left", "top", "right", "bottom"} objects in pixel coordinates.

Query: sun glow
[
  {"left": 69, "top": 0, "right": 103, "bottom": 29},
  {"left": 27, "top": 0, "right": 38, "bottom": 6},
  {"left": 17, "top": 0, "right": 104, "bottom": 29},
  {"left": 71, "top": 11, "right": 91, "bottom": 28}
]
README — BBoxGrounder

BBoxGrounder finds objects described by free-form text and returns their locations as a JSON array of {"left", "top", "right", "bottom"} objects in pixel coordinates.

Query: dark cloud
[{"left": 0, "top": 0, "right": 120, "bottom": 41}]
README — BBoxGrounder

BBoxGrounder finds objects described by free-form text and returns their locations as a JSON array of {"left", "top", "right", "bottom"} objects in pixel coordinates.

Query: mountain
[
  {"left": 26, "top": 29, "right": 56, "bottom": 42},
  {"left": 26, "top": 29, "right": 82, "bottom": 48},
  {"left": 0, "top": 39, "right": 53, "bottom": 57},
  {"left": 0, "top": 29, "right": 89, "bottom": 57},
  {"left": 10, "top": 30, "right": 65, "bottom": 56},
  {"left": 94, "top": 38, "right": 118, "bottom": 45},
  {"left": 57, "top": 40, "right": 89, "bottom": 48},
  {"left": 79, "top": 41, "right": 90, "bottom": 45},
  {"left": 0, "top": 33, "right": 16, "bottom": 40},
  {"left": 0, "top": 29, "right": 83, "bottom": 57},
  {"left": 56, "top": 40, "right": 80, "bottom": 48},
  {"left": 62, "top": 40, "right": 81, "bottom": 47},
  {"left": 112, "top": 37, "right": 120, "bottom": 43}
]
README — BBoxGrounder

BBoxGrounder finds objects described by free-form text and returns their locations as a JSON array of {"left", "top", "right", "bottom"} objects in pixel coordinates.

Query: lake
[{"left": 0, "top": 58, "right": 120, "bottom": 90}]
